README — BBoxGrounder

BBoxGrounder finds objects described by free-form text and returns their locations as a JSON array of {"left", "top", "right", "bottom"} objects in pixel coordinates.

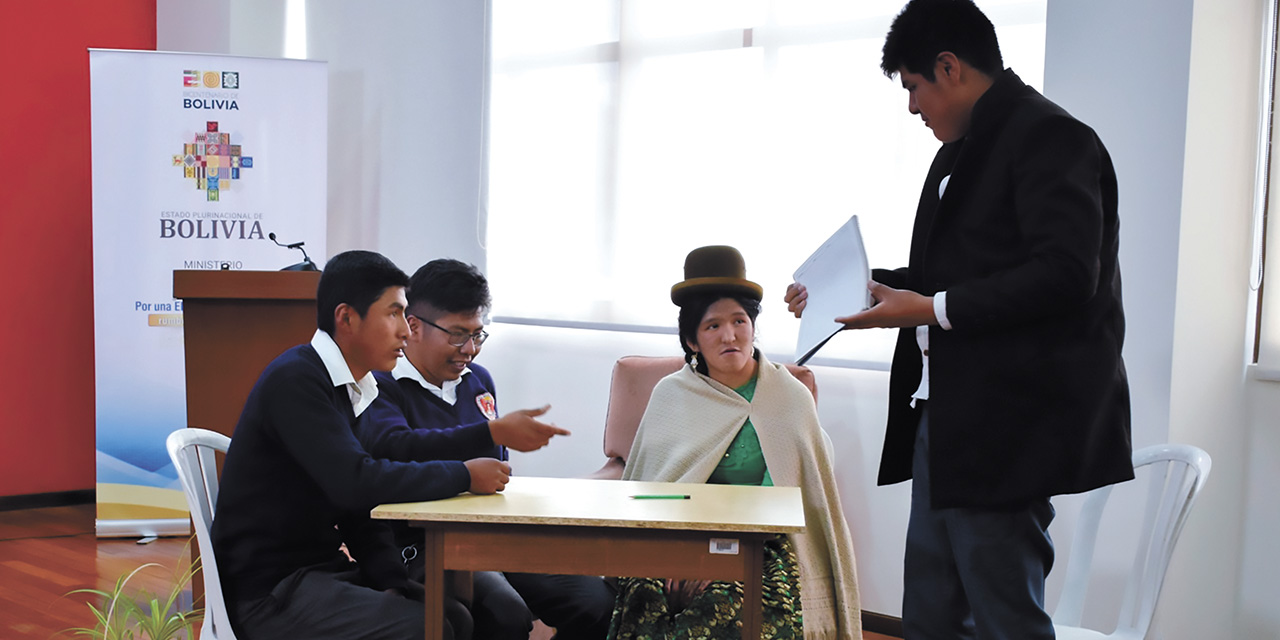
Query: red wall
[{"left": 0, "top": 2, "right": 156, "bottom": 497}]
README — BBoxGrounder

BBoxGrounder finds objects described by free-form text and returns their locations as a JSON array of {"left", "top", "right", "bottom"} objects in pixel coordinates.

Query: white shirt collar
[
  {"left": 310, "top": 329, "right": 379, "bottom": 417},
  {"left": 391, "top": 355, "right": 470, "bottom": 406}
]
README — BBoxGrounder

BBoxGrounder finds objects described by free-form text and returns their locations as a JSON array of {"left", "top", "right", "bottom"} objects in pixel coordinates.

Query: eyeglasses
[{"left": 410, "top": 314, "right": 489, "bottom": 347}]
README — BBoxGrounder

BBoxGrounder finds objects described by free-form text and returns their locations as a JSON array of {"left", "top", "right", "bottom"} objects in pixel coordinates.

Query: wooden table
[{"left": 372, "top": 476, "right": 806, "bottom": 639}]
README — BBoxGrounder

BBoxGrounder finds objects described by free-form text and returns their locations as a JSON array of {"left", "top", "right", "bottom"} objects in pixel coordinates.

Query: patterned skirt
[{"left": 606, "top": 535, "right": 802, "bottom": 640}]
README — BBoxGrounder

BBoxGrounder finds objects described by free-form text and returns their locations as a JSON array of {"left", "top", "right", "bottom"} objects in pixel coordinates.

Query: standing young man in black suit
[{"left": 786, "top": 1, "right": 1134, "bottom": 637}]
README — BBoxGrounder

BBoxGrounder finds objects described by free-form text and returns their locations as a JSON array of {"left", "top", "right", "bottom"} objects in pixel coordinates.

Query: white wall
[
  {"left": 156, "top": 0, "right": 286, "bottom": 58},
  {"left": 159, "top": 0, "right": 1280, "bottom": 635},
  {"left": 1163, "top": 0, "right": 1259, "bottom": 636},
  {"left": 1241, "top": 375, "right": 1280, "bottom": 637},
  {"left": 306, "top": 0, "right": 489, "bottom": 272},
  {"left": 156, "top": 0, "right": 230, "bottom": 53}
]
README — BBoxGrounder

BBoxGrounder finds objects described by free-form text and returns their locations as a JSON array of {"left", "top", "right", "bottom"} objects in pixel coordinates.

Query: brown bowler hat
[{"left": 670, "top": 245, "right": 763, "bottom": 306}]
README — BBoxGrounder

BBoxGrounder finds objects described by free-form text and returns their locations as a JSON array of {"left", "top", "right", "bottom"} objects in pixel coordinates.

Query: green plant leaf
[{"left": 60, "top": 541, "right": 205, "bottom": 640}]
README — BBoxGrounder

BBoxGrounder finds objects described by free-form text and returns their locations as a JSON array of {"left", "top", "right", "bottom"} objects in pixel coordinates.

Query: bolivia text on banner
[{"left": 89, "top": 49, "right": 327, "bottom": 536}]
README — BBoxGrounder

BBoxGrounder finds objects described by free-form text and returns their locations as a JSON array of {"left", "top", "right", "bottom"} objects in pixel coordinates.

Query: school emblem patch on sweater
[{"left": 475, "top": 392, "right": 497, "bottom": 420}]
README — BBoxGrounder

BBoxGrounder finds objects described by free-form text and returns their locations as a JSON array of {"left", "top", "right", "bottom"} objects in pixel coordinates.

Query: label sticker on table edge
[{"left": 709, "top": 538, "right": 740, "bottom": 555}]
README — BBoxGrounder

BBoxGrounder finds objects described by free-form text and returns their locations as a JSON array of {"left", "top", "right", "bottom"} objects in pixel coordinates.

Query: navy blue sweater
[
  {"left": 211, "top": 345, "right": 472, "bottom": 604},
  {"left": 363, "top": 364, "right": 506, "bottom": 463},
  {"left": 361, "top": 364, "right": 506, "bottom": 548}
]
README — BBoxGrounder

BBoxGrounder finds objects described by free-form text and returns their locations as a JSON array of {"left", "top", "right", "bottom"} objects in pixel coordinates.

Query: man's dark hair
[
  {"left": 406, "top": 259, "right": 492, "bottom": 318},
  {"left": 316, "top": 250, "right": 409, "bottom": 335},
  {"left": 881, "top": 0, "right": 1004, "bottom": 81},
  {"left": 676, "top": 292, "right": 762, "bottom": 375}
]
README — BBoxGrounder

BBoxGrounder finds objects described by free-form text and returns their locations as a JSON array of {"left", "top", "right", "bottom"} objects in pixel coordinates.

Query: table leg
[
  {"left": 741, "top": 537, "right": 765, "bottom": 639},
  {"left": 422, "top": 528, "right": 445, "bottom": 640}
]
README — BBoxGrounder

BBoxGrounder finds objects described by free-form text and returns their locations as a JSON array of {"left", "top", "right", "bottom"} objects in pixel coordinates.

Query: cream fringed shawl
[{"left": 623, "top": 354, "right": 862, "bottom": 640}]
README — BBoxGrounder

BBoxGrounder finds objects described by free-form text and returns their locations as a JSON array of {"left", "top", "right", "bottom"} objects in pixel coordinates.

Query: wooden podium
[{"left": 174, "top": 270, "right": 321, "bottom": 436}]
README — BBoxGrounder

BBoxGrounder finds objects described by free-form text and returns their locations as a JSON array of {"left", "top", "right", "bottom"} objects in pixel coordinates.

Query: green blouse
[{"left": 707, "top": 375, "right": 773, "bottom": 487}]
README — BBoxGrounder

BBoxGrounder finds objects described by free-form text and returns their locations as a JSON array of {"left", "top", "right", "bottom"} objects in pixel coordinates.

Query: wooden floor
[
  {"left": 0, "top": 505, "right": 193, "bottom": 639},
  {"left": 0, "top": 504, "right": 897, "bottom": 639}
]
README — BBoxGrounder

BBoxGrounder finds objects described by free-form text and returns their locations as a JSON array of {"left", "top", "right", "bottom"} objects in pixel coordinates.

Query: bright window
[{"left": 488, "top": 0, "right": 1046, "bottom": 364}]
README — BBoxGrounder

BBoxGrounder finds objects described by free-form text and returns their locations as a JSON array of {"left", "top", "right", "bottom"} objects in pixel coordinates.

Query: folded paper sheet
[{"left": 792, "top": 215, "right": 871, "bottom": 365}]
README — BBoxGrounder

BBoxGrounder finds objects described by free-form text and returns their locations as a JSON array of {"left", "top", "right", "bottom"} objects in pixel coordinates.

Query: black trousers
[
  {"left": 903, "top": 407, "right": 1057, "bottom": 640},
  {"left": 507, "top": 572, "right": 617, "bottom": 640},
  {"left": 231, "top": 564, "right": 455, "bottom": 640}
]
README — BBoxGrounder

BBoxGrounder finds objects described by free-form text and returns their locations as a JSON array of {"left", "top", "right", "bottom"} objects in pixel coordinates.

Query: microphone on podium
[{"left": 268, "top": 232, "right": 319, "bottom": 271}]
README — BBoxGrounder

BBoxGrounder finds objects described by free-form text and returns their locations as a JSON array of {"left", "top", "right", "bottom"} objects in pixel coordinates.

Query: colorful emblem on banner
[
  {"left": 475, "top": 392, "right": 498, "bottom": 420},
  {"left": 182, "top": 69, "right": 241, "bottom": 110},
  {"left": 171, "top": 121, "right": 253, "bottom": 200}
]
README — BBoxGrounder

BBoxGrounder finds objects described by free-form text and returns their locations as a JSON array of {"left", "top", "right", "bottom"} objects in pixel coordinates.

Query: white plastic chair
[
  {"left": 1051, "top": 443, "right": 1212, "bottom": 640},
  {"left": 167, "top": 428, "right": 238, "bottom": 640}
]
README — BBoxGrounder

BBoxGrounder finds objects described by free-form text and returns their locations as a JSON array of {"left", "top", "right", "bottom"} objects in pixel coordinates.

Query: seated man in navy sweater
[
  {"left": 361, "top": 258, "right": 617, "bottom": 640},
  {"left": 211, "top": 250, "right": 512, "bottom": 640}
]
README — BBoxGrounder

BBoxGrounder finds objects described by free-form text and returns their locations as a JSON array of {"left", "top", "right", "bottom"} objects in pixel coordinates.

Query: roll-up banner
[{"left": 89, "top": 50, "right": 327, "bottom": 537}]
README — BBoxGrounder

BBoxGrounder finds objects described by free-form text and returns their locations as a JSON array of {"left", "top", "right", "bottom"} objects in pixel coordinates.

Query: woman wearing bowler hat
[{"left": 608, "top": 246, "right": 862, "bottom": 639}]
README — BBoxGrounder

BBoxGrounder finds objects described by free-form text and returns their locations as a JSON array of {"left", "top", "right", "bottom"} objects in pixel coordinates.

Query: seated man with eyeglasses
[{"left": 360, "top": 258, "right": 616, "bottom": 640}]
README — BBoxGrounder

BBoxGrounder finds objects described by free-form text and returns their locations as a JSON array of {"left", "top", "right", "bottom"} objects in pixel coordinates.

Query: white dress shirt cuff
[{"left": 934, "top": 291, "right": 952, "bottom": 330}]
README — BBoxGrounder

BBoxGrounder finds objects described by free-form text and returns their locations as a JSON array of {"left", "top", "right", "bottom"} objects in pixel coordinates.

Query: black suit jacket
[{"left": 875, "top": 70, "right": 1134, "bottom": 509}]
